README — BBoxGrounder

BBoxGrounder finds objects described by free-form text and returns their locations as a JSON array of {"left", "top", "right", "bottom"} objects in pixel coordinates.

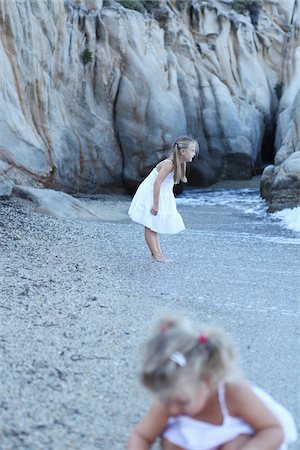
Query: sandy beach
[{"left": 0, "top": 189, "right": 299, "bottom": 450}]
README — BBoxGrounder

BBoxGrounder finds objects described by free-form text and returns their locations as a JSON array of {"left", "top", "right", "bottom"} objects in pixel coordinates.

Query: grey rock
[
  {"left": 0, "top": 176, "right": 14, "bottom": 199},
  {"left": 0, "top": 0, "right": 299, "bottom": 193},
  {"left": 12, "top": 186, "right": 100, "bottom": 219},
  {"left": 261, "top": 89, "right": 300, "bottom": 211}
]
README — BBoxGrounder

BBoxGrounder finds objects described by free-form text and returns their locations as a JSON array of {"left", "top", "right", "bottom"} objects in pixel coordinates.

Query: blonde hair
[
  {"left": 171, "top": 136, "right": 199, "bottom": 184},
  {"left": 141, "top": 317, "right": 240, "bottom": 394}
]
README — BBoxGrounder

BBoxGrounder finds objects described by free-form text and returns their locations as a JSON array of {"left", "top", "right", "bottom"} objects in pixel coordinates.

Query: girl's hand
[
  {"left": 152, "top": 160, "right": 173, "bottom": 217},
  {"left": 127, "top": 401, "right": 169, "bottom": 450}
]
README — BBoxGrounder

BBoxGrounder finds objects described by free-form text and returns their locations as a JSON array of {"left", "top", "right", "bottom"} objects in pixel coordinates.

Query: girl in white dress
[
  {"left": 128, "top": 136, "right": 199, "bottom": 262},
  {"left": 127, "top": 318, "right": 297, "bottom": 450}
]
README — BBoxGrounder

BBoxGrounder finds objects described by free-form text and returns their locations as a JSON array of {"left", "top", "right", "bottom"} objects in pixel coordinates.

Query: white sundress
[
  {"left": 128, "top": 163, "right": 185, "bottom": 234},
  {"left": 162, "top": 383, "right": 298, "bottom": 450}
]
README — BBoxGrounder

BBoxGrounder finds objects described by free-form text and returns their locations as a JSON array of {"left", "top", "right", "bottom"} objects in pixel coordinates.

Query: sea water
[{"left": 176, "top": 187, "right": 300, "bottom": 236}]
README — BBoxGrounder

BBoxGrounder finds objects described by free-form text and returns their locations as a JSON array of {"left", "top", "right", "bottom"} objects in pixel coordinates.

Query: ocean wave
[
  {"left": 273, "top": 206, "right": 300, "bottom": 233},
  {"left": 176, "top": 187, "right": 266, "bottom": 212},
  {"left": 176, "top": 188, "right": 300, "bottom": 234}
]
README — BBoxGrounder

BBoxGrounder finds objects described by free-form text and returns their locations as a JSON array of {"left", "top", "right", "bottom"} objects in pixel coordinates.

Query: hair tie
[{"left": 198, "top": 334, "right": 208, "bottom": 344}]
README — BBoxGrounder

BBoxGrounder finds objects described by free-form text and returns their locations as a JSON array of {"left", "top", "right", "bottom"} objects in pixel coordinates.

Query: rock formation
[
  {"left": 260, "top": 3, "right": 300, "bottom": 211},
  {"left": 260, "top": 91, "right": 300, "bottom": 212},
  {"left": 0, "top": 0, "right": 299, "bottom": 209},
  {"left": 12, "top": 185, "right": 100, "bottom": 219}
]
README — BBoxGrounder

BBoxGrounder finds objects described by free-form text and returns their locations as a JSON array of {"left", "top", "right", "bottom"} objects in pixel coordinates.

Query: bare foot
[{"left": 151, "top": 252, "right": 172, "bottom": 263}]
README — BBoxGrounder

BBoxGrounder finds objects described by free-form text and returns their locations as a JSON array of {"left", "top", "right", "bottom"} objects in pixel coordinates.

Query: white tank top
[{"left": 162, "top": 383, "right": 297, "bottom": 450}]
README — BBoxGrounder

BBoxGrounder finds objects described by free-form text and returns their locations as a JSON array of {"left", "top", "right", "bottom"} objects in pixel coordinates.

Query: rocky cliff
[
  {"left": 0, "top": 0, "right": 299, "bottom": 207},
  {"left": 260, "top": 2, "right": 300, "bottom": 211}
]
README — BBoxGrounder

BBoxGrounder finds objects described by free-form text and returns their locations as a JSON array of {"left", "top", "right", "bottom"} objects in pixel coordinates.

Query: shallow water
[{"left": 176, "top": 187, "right": 300, "bottom": 238}]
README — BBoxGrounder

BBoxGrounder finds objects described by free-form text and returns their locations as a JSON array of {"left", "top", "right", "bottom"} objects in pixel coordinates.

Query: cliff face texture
[
  {"left": 0, "top": 0, "right": 299, "bottom": 208},
  {"left": 260, "top": 3, "right": 300, "bottom": 211}
]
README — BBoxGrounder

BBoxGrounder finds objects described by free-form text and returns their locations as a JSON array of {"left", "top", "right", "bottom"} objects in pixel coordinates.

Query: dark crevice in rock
[
  {"left": 112, "top": 76, "right": 126, "bottom": 191},
  {"left": 259, "top": 121, "right": 276, "bottom": 169},
  {"left": 290, "top": 0, "right": 298, "bottom": 26}
]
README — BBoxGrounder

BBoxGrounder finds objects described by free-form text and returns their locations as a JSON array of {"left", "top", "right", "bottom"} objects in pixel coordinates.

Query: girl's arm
[
  {"left": 127, "top": 400, "right": 169, "bottom": 450},
  {"left": 151, "top": 161, "right": 173, "bottom": 215},
  {"left": 226, "top": 381, "right": 284, "bottom": 450}
]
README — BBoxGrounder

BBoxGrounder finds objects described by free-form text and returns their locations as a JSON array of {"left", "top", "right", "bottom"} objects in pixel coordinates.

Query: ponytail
[{"left": 194, "top": 326, "right": 240, "bottom": 386}]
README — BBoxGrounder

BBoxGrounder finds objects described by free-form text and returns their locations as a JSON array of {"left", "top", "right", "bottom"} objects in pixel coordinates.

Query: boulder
[
  {"left": 0, "top": 176, "right": 14, "bottom": 199},
  {"left": 12, "top": 186, "right": 99, "bottom": 219},
  {"left": 261, "top": 81, "right": 300, "bottom": 211}
]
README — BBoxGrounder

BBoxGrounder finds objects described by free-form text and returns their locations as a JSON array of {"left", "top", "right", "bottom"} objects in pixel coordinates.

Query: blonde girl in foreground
[
  {"left": 127, "top": 318, "right": 297, "bottom": 450},
  {"left": 128, "top": 136, "right": 199, "bottom": 262}
]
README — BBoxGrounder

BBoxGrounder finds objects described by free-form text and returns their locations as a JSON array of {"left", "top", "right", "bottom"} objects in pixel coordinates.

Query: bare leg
[
  {"left": 144, "top": 227, "right": 159, "bottom": 255},
  {"left": 161, "top": 437, "right": 184, "bottom": 450},
  {"left": 154, "top": 232, "right": 163, "bottom": 255},
  {"left": 145, "top": 227, "right": 171, "bottom": 262},
  {"left": 144, "top": 227, "right": 165, "bottom": 262},
  {"left": 154, "top": 232, "right": 172, "bottom": 262},
  {"left": 219, "top": 435, "right": 252, "bottom": 450}
]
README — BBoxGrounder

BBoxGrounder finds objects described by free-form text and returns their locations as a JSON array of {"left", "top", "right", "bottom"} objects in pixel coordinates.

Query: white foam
[
  {"left": 273, "top": 207, "right": 300, "bottom": 233},
  {"left": 176, "top": 188, "right": 300, "bottom": 235},
  {"left": 176, "top": 188, "right": 267, "bottom": 216}
]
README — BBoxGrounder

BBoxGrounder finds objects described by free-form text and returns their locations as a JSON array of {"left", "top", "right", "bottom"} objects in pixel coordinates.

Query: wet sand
[{"left": 0, "top": 190, "right": 299, "bottom": 449}]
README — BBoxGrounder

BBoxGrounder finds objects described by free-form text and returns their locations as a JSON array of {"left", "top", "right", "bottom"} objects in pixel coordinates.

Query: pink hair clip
[{"left": 198, "top": 334, "right": 208, "bottom": 344}]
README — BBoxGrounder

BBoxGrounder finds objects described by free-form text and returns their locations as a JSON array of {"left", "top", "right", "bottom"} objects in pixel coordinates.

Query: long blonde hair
[
  {"left": 171, "top": 136, "right": 199, "bottom": 184},
  {"left": 141, "top": 317, "right": 240, "bottom": 394}
]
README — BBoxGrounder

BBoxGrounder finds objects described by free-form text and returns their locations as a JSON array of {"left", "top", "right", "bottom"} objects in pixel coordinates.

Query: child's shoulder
[
  {"left": 225, "top": 379, "right": 250, "bottom": 393},
  {"left": 156, "top": 159, "right": 174, "bottom": 171},
  {"left": 225, "top": 380, "right": 263, "bottom": 415},
  {"left": 225, "top": 379, "right": 252, "bottom": 399}
]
